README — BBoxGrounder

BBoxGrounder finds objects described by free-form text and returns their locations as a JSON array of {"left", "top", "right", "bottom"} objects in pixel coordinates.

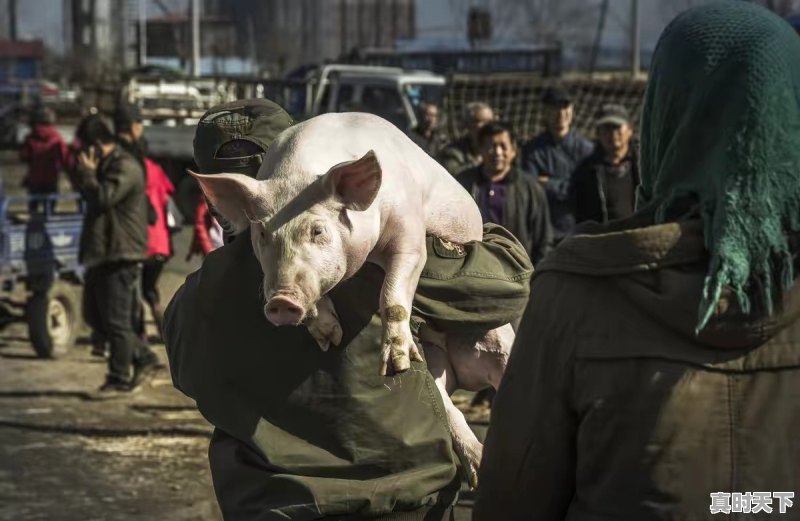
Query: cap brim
[{"left": 596, "top": 116, "right": 629, "bottom": 127}]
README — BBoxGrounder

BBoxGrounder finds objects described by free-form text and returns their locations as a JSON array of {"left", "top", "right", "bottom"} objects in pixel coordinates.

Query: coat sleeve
[
  {"left": 474, "top": 283, "right": 577, "bottom": 520},
  {"left": 527, "top": 182, "right": 553, "bottom": 265},
  {"left": 207, "top": 428, "right": 282, "bottom": 520},
  {"left": 437, "top": 144, "right": 467, "bottom": 177},
  {"left": 193, "top": 197, "right": 214, "bottom": 256},
  {"left": 413, "top": 223, "right": 534, "bottom": 332},
  {"left": 77, "top": 155, "right": 141, "bottom": 211},
  {"left": 520, "top": 143, "right": 540, "bottom": 177}
]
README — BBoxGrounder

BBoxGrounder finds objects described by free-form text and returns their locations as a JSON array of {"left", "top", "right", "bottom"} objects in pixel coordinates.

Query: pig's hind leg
[
  {"left": 446, "top": 324, "right": 515, "bottom": 393},
  {"left": 422, "top": 341, "right": 483, "bottom": 489}
]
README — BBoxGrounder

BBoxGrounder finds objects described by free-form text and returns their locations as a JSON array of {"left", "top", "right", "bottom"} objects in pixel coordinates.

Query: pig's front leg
[
  {"left": 305, "top": 295, "right": 343, "bottom": 351},
  {"left": 378, "top": 245, "right": 426, "bottom": 375}
]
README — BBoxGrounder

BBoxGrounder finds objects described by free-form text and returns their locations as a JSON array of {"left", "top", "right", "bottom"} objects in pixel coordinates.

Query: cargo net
[{"left": 442, "top": 74, "right": 648, "bottom": 142}]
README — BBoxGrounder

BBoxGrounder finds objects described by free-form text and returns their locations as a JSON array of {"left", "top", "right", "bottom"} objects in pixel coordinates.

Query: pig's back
[{"left": 270, "top": 113, "right": 483, "bottom": 243}]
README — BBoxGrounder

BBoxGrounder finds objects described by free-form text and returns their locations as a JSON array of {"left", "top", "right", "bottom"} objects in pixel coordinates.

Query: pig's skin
[{"left": 192, "top": 112, "right": 515, "bottom": 488}]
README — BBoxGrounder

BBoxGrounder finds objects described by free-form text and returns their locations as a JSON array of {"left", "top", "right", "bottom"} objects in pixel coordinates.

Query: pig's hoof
[
  {"left": 306, "top": 297, "right": 343, "bottom": 351},
  {"left": 380, "top": 328, "right": 424, "bottom": 375},
  {"left": 454, "top": 439, "right": 482, "bottom": 490}
]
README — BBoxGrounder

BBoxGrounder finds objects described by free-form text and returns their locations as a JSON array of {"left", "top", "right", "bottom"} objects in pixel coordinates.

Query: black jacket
[
  {"left": 458, "top": 166, "right": 553, "bottom": 264},
  {"left": 75, "top": 145, "right": 148, "bottom": 267},
  {"left": 572, "top": 145, "right": 640, "bottom": 225}
]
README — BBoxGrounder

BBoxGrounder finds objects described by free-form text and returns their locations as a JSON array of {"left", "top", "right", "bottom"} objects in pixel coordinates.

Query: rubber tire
[{"left": 27, "top": 280, "right": 81, "bottom": 359}]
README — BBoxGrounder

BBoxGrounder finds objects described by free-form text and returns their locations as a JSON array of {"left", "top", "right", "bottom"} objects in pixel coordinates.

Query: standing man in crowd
[
  {"left": 73, "top": 114, "right": 159, "bottom": 394},
  {"left": 522, "top": 87, "right": 593, "bottom": 241},
  {"left": 572, "top": 104, "right": 640, "bottom": 225},
  {"left": 408, "top": 102, "right": 447, "bottom": 157},
  {"left": 19, "top": 105, "right": 67, "bottom": 213},
  {"left": 164, "top": 99, "right": 533, "bottom": 520},
  {"left": 438, "top": 101, "right": 495, "bottom": 177},
  {"left": 458, "top": 121, "right": 552, "bottom": 266},
  {"left": 476, "top": 3, "right": 800, "bottom": 519},
  {"left": 114, "top": 103, "right": 175, "bottom": 339}
]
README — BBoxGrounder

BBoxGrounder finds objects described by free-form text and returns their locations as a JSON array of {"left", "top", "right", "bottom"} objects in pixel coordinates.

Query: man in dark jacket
[
  {"left": 573, "top": 104, "right": 640, "bottom": 225},
  {"left": 74, "top": 114, "right": 159, "bottom": 394},
  {"left": 438, "top": 101, "right": 495, "bottom": 177},
  {"left": 407, "top": 102, "right": 448, "bottom": 157},
  {"left": 165, "top": 99, "right": 534, "bottom": 520},
  {"left": 521, "top": 87, "right": 593, "bottom": 241},
  {"left": 458, "top": 121, "right": 552, "bottom": 265}
]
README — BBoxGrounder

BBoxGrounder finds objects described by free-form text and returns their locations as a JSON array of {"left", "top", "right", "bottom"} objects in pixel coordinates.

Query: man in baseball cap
[
  {"left": 164, "top": 99, "right": 533, "bottom": 520},
  {"left": 521, "top": 86, "right": 594, "bottom": 242},
  {"left": 572, "top": 103, "right": 640, "bottom": 225}
]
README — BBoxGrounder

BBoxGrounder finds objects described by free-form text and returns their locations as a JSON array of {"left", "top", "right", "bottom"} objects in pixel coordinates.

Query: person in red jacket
[
  {"left": 187, "top": 195, "right": 224, "bottom": 259},
  {"left": 19, "top": 106, "right": 67, "bottom": 213}
]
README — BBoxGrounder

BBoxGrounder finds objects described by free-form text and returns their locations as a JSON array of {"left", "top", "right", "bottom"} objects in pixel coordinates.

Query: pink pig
[{"left": 192, "top": 112, "right": 515, "bottom": 487}]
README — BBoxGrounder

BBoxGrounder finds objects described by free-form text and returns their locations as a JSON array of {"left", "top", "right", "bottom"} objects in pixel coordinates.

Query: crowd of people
[
  {"left": 11, "top": 2, "right": 800, "bottom": 519},
  {"left": 16, "top": 102, "right": 226, "bottom": 395},
  {"left": 407, "top": 86, "right": 639, "bottom": 266}
]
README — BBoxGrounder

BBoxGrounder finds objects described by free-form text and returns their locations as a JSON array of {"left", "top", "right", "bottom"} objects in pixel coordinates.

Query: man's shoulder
[
  {"left": 522, "top": 132, "right": 550, "bottom": 151},
  {"left": 441, "top": 136, "right": 469, "bottom": 155},
  {"left": 456, "top": 165, "right": 481, "bottom": 187},
  {"left": 567, "top": 131, "right": 595, "bottom": 156},
  {"left": 111, "top": 147, "right": 145, "bottom": 175}
]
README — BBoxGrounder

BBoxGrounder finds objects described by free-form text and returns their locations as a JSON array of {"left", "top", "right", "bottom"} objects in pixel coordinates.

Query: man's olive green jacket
[
  {"left": 164, "top": 224, "right": 532, "bottom": 520},
  {"left": 476, "top": 215, "right": 800, "bottom": 521}
]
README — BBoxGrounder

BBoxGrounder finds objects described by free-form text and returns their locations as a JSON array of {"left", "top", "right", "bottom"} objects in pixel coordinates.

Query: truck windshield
[{"left": 404, "top": 83, "right": 445, "bottom": 111}]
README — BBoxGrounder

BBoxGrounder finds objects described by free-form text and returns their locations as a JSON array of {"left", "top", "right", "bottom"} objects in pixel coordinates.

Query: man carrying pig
[{"left": 164, "top": 99, "right": 533, "bottom": 520}]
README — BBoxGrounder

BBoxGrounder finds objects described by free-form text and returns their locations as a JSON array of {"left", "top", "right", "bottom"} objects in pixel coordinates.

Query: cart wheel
[{"left": 27, "top": 281, "right": 81, "bottom": 358}]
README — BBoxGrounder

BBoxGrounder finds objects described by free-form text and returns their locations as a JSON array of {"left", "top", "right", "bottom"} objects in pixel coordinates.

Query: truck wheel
[{"left": 27, "top": 281, "right": 81, "bottom": 359}]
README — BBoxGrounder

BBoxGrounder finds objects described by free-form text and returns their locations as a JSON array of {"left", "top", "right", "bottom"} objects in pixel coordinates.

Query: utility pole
[
  {"left": 9, "top": 0, "right": 17, "bottom": 40},
  {"left": 630, "top": 0, "right": 640, "bottom": 77},
  {"left": 190, "top": 0, "right": 201, "bottom": 77},
  {"left": 139, "top": 0, "right": 147, "bottom": 66},
  {"left": 589, "top": 0, "right": 609, "bottom": 74}
]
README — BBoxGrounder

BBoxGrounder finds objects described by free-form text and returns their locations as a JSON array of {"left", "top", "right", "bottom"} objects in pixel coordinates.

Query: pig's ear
[
  {"left": 323, "top": 150, "right": 382, "bottom": 211},
  {"left": 189, "top": 170, "right": 266, "bottom": 232}
]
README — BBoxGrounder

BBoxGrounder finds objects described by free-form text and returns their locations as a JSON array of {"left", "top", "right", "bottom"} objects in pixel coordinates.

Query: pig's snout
[{"left": 265, "top": 296, "right": 305, "bottom": 326}]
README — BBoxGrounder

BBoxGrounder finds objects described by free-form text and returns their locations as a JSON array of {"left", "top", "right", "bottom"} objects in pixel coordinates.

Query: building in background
[
  {"left": 0, "top": 39, "right": 43, "bottom": 82},
  {"left": 203, "top": 0, "right": 415, "bottom": 76},
  {"left": 67, "top": 0, "right": 139, "bottom": 76}
]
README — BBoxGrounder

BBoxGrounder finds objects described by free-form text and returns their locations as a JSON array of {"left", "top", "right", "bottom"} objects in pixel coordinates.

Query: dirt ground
[{"left": 0, "top": 154, "right": 488, "bottom": 520}]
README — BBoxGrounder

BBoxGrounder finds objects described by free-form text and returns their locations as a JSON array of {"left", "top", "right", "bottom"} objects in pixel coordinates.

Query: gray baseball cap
[{"left": 193, "top": 98, "right": 293, "bottom": 176}]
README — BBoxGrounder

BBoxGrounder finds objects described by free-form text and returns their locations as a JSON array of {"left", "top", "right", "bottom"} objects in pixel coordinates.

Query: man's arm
[
  {"left": 474, "top": 288, "right": 576, "bottom": 520},
  {"left": 207, "top": 428, "right": 282, "bottom": 520},
  {"left": 413, "top": 224, "right": 533, "bottom": 332},
  {"left": 76, "top": 154, "right": 140, "bottom": 211},
  {"left": 528, "top": 183, "right": 553, "bottom": 264},
  {"left": 437, "top": 145, "right": 466, "bottom": 177}
]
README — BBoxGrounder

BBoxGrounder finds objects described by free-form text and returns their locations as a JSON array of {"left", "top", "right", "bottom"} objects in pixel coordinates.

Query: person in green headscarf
[{"left": 474, "top": 2, "right": 800, "bottom": 519}]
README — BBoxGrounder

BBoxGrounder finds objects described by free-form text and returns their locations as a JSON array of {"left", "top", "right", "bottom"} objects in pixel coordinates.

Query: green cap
[{"left": 193, "top": 98, "right": 293, "bottom": 176}]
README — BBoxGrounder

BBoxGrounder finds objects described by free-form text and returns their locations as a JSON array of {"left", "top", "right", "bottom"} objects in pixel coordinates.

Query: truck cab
[{"left": 309, "top": 65, "right": 446, "bottom": 131}]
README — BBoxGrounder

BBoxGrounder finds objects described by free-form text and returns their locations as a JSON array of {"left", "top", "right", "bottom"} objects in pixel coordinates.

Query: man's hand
[
  {"left": 78, "top": 147, "right": 98, "bottom": 173},
  {"left": 538, "top": 175, "right": 550, "bottom": 185}
]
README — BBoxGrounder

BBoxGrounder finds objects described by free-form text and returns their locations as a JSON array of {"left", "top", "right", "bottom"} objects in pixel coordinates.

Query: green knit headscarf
[{"left": 638, "top": 1, "right": 800, "bottom": 333}]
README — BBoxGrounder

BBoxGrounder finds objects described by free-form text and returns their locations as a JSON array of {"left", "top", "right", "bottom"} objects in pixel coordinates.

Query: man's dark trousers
[{"left": 83, "top": 261, "right": 157, "bottom": 383}]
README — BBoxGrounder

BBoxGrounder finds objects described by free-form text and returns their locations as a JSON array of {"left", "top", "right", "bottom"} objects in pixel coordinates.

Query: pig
[{"left": 191, "top": 112, "right": 516, "bottom": 487}]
